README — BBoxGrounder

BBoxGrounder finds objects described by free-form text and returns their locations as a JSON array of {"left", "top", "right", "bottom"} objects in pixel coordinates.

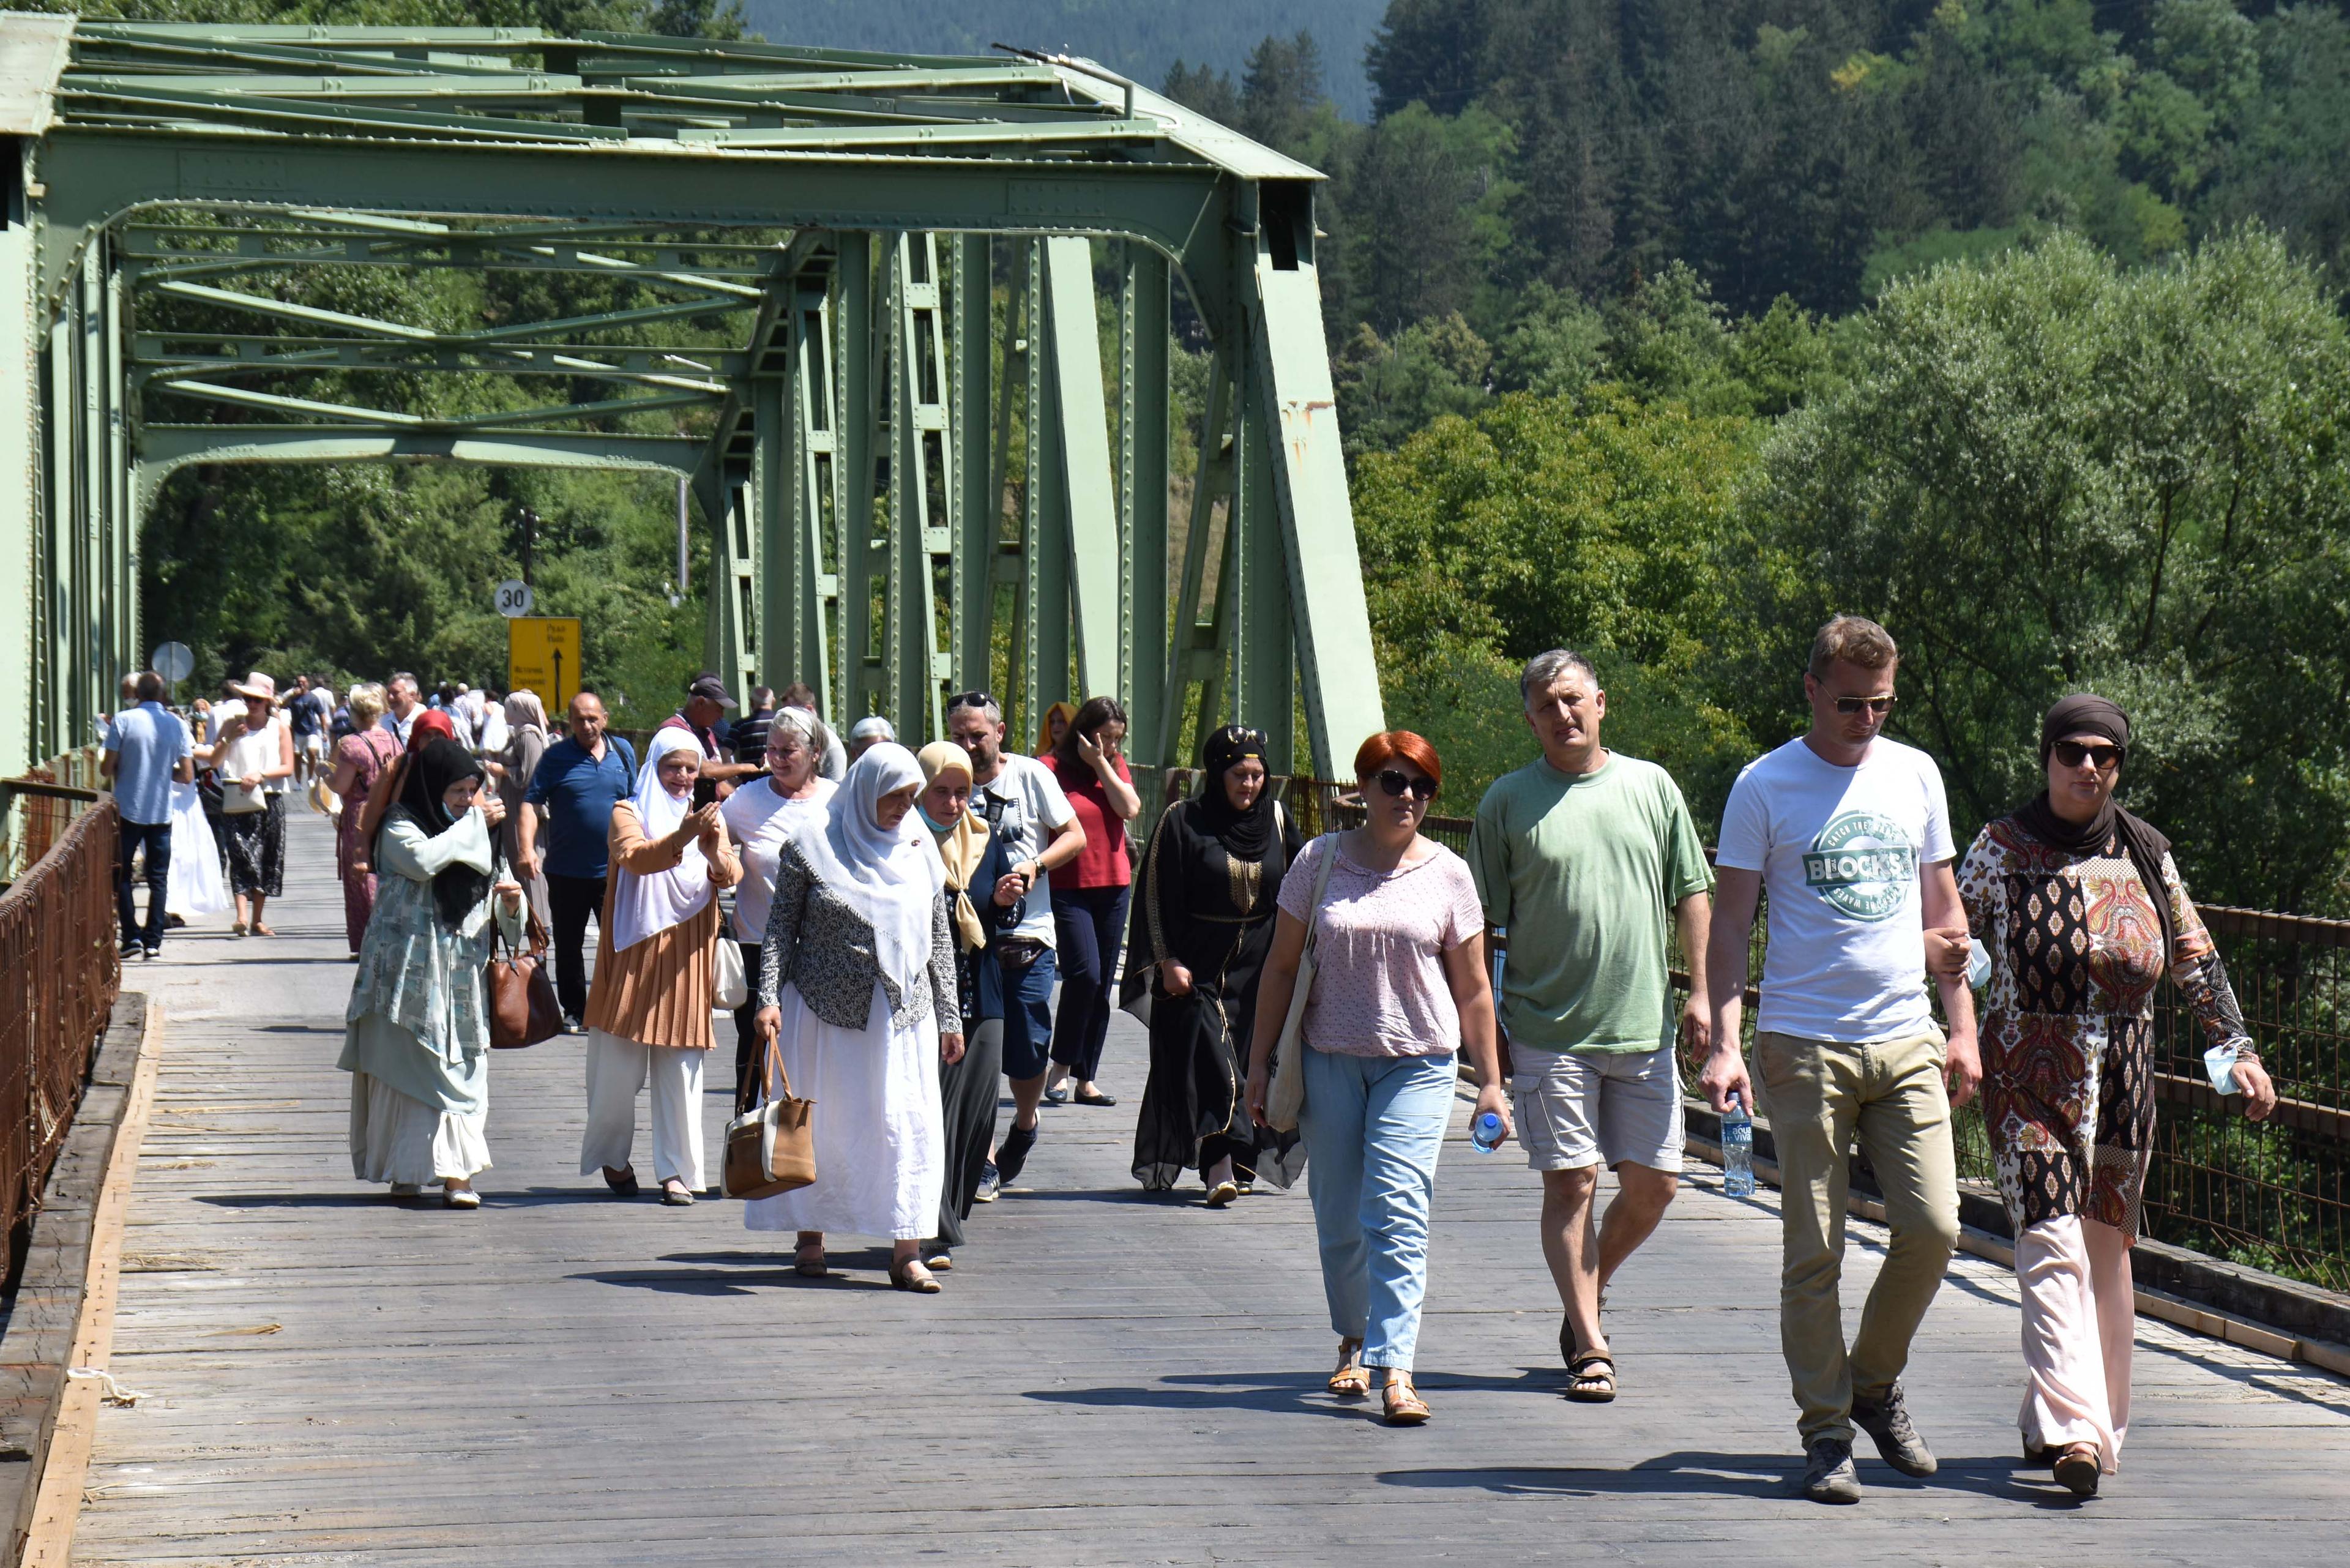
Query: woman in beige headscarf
[{"left": 496, "top": 690, "right": 552, "bottom": 929}]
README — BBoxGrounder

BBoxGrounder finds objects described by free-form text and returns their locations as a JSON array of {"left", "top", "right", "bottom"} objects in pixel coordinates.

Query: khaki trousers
[{"left": 1755, "top": 1029, "right": 1961, "bottom": 1446}]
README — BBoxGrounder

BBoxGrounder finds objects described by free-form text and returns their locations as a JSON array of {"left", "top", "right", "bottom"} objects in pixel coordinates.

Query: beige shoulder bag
[{"left": 1265, "top": 832, "right": 1337, "bottom": 1134}]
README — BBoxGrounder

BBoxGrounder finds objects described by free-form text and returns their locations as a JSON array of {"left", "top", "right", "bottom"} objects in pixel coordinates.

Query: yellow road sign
[{"left": 507, "top": 616, "right": 581, "bottom": 716}]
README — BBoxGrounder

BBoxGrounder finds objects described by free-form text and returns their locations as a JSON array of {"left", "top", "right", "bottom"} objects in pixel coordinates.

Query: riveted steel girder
[{"left": 2, "top": 18, "right": 1382, "bottom": 782}]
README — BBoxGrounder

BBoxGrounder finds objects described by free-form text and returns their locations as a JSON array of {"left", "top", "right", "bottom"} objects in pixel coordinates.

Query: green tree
[
  {"left": 1352, "top": 386, "right": 1760, "bottom": 808},
  {"left": 1735, "top": 228, "right": 2350, "bottom": 910}
]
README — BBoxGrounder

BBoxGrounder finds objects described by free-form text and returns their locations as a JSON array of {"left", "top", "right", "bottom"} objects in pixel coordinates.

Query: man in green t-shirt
[{"left": 1468, "top": 649, "right": 1714, "bottom": 1403}]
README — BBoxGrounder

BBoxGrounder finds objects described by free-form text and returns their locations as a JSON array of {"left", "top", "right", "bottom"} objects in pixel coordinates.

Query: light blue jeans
[{"left": 1299, "top": 1047, "right": 1456, "bottom": 1370}]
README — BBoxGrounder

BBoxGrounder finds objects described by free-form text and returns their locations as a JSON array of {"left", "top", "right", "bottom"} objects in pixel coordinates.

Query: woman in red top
[{"left": 1043, "top": 696, "right": 1141, "bottom": 1105}]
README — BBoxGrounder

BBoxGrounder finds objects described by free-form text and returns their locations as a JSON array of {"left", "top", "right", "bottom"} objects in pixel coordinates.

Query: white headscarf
[
  {"left": 789, "top": 741, "right": 943, "bottom": 1004},
  {"left": 611, "top": 728, "right": 711, "bottom": 953}
]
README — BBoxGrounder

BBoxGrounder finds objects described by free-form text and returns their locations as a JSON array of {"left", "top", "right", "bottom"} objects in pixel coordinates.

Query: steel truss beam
[{"left": 4, "top": 18, "right": 1381, "bottom": 783}]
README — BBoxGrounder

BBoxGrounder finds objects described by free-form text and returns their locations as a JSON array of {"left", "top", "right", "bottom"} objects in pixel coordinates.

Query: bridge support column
[
  {"left": 1119, "top": 242, "right": 1170, "bottom": 768},
  {"left": 0, "top": 142, "right": 35, "bottom": 776}
]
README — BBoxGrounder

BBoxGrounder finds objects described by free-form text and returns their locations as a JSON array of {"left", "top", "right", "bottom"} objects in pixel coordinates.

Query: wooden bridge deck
[{"left": 64, "top": 813, "right": 2350, "bottom": 1564}]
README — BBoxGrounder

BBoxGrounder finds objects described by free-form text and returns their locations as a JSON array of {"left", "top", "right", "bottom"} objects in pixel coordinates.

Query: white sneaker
[{"left": 443, "top": 1187, "right": 481, "bottom": 1209}]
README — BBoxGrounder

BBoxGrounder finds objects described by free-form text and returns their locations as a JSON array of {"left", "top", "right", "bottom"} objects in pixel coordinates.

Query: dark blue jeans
[
  {"left": 116, "top": 818, "right": 172, "bottom": 951},
  {"left": 1049, "top": 883, "right": 1130, "bottom": 1082}
]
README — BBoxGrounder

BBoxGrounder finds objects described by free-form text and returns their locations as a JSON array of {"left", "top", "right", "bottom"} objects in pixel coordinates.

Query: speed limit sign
[{"left": 494, "top": 580, "right": 535, "bottom": 618}]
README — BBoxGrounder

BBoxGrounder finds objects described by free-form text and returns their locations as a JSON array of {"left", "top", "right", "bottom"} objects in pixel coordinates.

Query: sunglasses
[
  {"left": 947, "top": 690, "right": 995, "bottom": 714},
  {"left": 1373, "top": 768, "right": 1438, "bottom": 801},
  {"left": 2052, "top": 740, "right": 2125, "bottom": 769},
  {"left": 1832, "top": 695, "right": 1898, "bottom": 716}
]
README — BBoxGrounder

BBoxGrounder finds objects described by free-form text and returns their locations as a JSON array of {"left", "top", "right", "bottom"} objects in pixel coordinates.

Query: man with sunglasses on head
[
  {"left": 946, "top": 691, "right": 1086, "bottom": 1196},
  {"left": 1468, "top": 649, "right": 1715, "bottom": 1406},
  {"left": 1700, "top": 614, "right": 1978, "bottom": 1506}
]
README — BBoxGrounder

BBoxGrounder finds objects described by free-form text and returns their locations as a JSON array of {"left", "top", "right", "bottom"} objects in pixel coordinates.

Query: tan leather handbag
[{"left": 723, "top": 1037, "right": 816, "bottom": 1200}]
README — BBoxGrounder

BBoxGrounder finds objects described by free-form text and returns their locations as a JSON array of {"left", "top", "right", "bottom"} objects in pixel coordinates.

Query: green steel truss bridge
[{"left": 0, "top": 13, "right": 1382, "bottom": 777}]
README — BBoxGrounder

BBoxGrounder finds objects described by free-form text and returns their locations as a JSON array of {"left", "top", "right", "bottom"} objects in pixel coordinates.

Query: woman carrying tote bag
[{"left": 1245, "top": 731, "right": 1509, "bottom": 1427}]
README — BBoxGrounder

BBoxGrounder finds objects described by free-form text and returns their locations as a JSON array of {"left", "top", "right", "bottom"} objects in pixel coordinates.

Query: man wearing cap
[{"left": 661, "top": 674, "right": 760, "bottom": 807}]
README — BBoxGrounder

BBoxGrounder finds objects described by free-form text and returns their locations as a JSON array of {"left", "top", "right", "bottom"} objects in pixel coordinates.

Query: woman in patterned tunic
[
  {"left": 1956, "top": 694, "right": 2277, "bottom": 1497},
  {"left": 1121, "top": 725, "right": 1305, "bottom": 1202}
]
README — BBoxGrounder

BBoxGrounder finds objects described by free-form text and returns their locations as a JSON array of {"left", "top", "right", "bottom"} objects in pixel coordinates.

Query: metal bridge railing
[
  {"left": 0, "top": 767, "right": 121, "bottom": 1288},
  {"left": 1135, "top": 767, "right": 2349, "bottom": 1291}
]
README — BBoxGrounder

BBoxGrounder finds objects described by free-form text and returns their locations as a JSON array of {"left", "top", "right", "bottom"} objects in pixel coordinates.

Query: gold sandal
[
  {"left": 1382, "top": 1373, "right": 1430, "bottom": 1426},
  {"left": 1327, "top": 1338, "right": 1370, "bottom": 1397}
]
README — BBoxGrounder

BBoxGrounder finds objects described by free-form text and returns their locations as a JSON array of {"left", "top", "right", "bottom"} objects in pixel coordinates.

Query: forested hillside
[
  {"left": 1161, "top": 1, "right": 2350, "bottom": 913},
  {"left": 740, "top": 0, "right": 1387, "bottom": 117}
]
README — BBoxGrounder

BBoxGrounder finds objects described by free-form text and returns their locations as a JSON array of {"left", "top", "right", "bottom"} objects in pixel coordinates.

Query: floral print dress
[{"left": 1956, "top": 819, "right": 2250, "bottom": 1242}]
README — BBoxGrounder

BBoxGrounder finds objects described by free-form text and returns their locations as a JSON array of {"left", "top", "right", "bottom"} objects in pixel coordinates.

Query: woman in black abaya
[{"left": 1122, "top": 726, "right": 1305, "bottom": 1203}]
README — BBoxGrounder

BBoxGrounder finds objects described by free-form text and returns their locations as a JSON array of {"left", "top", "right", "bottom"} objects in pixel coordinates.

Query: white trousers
[
  {"left": 2016, "top": 1214, "right": 2133, "bottom": 1473},
  {"left": 579, "top": 1028, "right": 707, "bottom": 1190}
]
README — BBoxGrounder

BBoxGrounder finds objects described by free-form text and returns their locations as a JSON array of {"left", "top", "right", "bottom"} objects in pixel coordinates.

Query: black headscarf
[
  {"left": 382, "top": 737, "right": 492, "bottom": 933},
  {"left": 2012, "top": 693, "right": 2179, "bottom": 961},
  {"left": 1194, "top": 725, "right": 1275, "bottom": 861}
]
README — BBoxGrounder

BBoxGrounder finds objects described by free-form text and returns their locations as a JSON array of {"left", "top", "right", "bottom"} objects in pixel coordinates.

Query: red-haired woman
[{"left": 1247, "top": 731, "right": 1508, "bottom": 1425}]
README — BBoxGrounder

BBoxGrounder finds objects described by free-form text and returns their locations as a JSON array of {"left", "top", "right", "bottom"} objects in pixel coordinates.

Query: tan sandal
[
  {"left": 1327, "top": 1338, "right": 1369, "bottom": 1397},
  {"left": 793, "top": 1244, "right": 828, "bottom": 1279},
  {"left": 1382, "top": 1373, "right": 1430, "bottom": 1425}
]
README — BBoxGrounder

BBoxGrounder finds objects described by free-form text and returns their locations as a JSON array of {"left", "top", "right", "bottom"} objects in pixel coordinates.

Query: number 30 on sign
[{"left": 494, "top": 579, "right": 535, "bottom": 618}]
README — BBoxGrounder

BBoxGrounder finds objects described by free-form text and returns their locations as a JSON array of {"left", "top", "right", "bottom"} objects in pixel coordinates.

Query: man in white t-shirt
[
  {"left": 947, "top": 690, "right": 1083, "bottom": 1195},
  {"left": 1701, "top": 615, "right": 1979, "bottom": 1507}
]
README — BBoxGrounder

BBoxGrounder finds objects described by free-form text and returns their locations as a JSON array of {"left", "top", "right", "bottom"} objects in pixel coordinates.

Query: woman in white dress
[
  {"left": 338, "top": 738, "right": 525, "bottom": 1208},
  {"left": 750, "top": 744, "right": 963, "bottom": 1292},
  {"left": 718, "top": 707, "right": 837, "bottom": 1100}
]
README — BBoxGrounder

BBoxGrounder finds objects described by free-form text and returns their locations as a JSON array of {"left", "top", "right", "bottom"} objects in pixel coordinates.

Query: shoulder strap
[{"left": 1300, "top": 832, "right": 1340, "bottom": 958}]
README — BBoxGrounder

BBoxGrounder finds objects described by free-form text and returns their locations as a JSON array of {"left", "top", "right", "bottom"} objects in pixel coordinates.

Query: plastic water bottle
[
  {"left": 1469, "top": 1110, "right": 1506, "bottom": 1153},
  {"left": 1721, "top": 1092, "right": 1756, "bottom": 1197}
]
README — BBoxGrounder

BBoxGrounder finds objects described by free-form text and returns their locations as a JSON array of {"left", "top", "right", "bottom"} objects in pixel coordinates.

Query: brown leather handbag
[
  {"left": 486, "top": 909, "right": 562, "bottom": 1049},
  {"left": 723, "top": 1037, "right": 816, "bottom": 1200}
]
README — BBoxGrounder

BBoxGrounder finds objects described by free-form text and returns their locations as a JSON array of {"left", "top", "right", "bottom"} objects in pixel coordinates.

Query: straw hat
[{"left": 229, "top": 671, "right": 278, "bottom": 703}]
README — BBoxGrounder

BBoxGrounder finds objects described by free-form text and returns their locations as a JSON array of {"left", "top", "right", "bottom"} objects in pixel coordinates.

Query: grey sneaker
[
  {"left": 973, "top": 1163, "right": 1000, "bottom": 1203},
  {"left": 1801, "top": 1438, "right": 1863, "bottom": 1504},
  {"left": 1851, "top": 1383, "right": 1938, "bottom": 1477}
]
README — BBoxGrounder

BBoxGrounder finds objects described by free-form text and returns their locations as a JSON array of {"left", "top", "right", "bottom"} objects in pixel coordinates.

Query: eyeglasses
[
  {"left": 1373, "top": 768, "right": 1438, "bottom": 801},
  {"left": 946, "top": 690, "right": 995, "bottom": 714},
  {"left": 1832, "top": 695, "right": 1898, "bottom": 716},
  {"left": 2052, "top": 740, "right": 2125, "bottom": 770}
]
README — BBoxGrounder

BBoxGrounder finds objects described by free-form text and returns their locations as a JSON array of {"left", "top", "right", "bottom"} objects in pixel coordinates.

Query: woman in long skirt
[
  {"left": 912, "top": 741, "right": 1023, "bottom": 1269},
  {"left": 1121, "top": 725, "right": 1305, "bottom": 1203},
  {"left": 750, "top": 744, "right": 963, "bottom": 1291},
  {"left": 339, "top": 738, "right": 524, "bottom": 1208},
  {"left": 211, "top": 673, "right": 296, "bottom": 936}
]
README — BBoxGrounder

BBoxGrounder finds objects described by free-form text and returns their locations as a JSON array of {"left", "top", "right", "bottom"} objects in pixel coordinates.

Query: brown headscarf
[{"left": 2013, "top": 693, "right": 2179, "bottom": 962}]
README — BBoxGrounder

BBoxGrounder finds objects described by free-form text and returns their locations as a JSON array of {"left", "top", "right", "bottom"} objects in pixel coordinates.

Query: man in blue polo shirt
[
  {"left": 519, "top": 689, "right": 636, "bottom": 1032},
  {"left": 102, "top": 672, "right": 194, "bottom": 958}
]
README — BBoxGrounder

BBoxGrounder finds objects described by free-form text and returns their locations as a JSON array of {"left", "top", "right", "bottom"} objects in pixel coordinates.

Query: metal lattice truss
[{"left": 0, "top": 14, "right": 1382, "bottom": 776}]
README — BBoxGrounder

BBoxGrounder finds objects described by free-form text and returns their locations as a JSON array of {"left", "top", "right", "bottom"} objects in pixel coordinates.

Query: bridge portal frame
[{"left": 0, "top": 16, "right": 1382, "bottom": 778}]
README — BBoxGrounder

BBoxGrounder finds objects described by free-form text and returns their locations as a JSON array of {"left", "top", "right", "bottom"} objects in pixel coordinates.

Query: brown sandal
[
  {"left": 1327, "top": 1338, "right": 1370, "bottom": 1397},
  {"left": 793, "top": 1244, "right": 828, "bottom": 1279},
  {"left": 1567, "top": 1352, "right": 1617, "bottom": 1403},
  {"left": 1382, "top": 1374, "right": 1430, "bottom": 1425},
  {"left": 2053, "top": 1441, "right": 2100, "bottom": 1498}
]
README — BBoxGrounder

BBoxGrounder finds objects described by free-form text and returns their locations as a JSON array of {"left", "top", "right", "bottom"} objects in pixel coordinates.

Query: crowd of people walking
[{"left": 92, "top": 619, "right": 2287, "bottom": 1504}]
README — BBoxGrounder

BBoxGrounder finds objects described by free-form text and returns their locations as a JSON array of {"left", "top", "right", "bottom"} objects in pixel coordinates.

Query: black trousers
[
  {"left": 732, "top": 940, "right": 765, "bottom": 1110},
  {"left": 1049, "top": 883, "right": 1130, "bottom": 1081},
  {"left": 116, "top": 818, "right": 172, "bottom": 951},
  {"left": 545, "top": 872, "right": 606, "bottom": 1022}
]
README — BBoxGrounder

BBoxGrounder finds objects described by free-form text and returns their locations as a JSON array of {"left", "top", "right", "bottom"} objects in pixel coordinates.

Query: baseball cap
[{"left": 685, "top": 674, "right": 738, "bottom": 709}]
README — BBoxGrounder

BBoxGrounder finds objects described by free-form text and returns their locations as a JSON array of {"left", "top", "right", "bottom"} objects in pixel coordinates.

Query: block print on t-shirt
[{"left": 1802, "top": 808, "right": 1922, "bottom": 922}]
